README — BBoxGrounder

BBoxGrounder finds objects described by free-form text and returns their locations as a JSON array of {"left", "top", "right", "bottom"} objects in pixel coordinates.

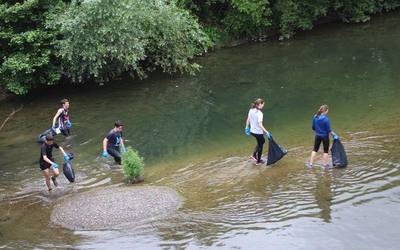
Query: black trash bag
[
  {"left": 266, "top": 136, "right": 288, "bottom": 166},
  {"left": 63, "top": 153, "right": 75, "bottom": 183},
  {"left": 63, "top": 161, "right": 75, "bottom": 183},
  {"left": 331, "top": 139, "right": 348, "bottom": 167},
  {"left": 37, "top": 127, "right": 56, "bottom": 144}
]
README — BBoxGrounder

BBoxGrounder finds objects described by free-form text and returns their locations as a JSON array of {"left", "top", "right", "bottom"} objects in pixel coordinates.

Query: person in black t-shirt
[
  {"left": 101, "top": 120, "right": 126, "bottom": 164},
  {"left": 39, "top": 134, "right": 69, "bottom": 191}
]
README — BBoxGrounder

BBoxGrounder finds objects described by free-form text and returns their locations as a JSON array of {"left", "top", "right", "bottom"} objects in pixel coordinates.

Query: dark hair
[
  {"left": 115, "top": 120, "right": 124, "bottom": 128},
  {"left": 60, "top": 99, "right": 69, "bottom": 105},
  {"left": 251, "top": 98, "right": 264, "bottom": 109},
  {"left": 45, "top": 134, "right": 54, "bottom": 141},
  {"left": 315, "top": 104, "right": 329, "bottom": 117}
]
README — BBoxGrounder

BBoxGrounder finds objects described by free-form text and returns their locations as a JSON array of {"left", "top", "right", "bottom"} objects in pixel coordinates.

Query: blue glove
[
  {"left": 66, "top": 120, "right": 72, "bottom": 128},
  {"left": 121, "top": 145, "right": 127, "bottom": 153},
  {"left": 265, "top": 131, "right": 272, "bottom": 139},
  {"left": 63, "top": 154, "right": 70, "bottom": 161},
  {"left": 102, "top": 151, "right": 109, "bottom": 158},
  {"left": 51, "top": 163, "right": 59, "bottom": 169},
  {"left": 332, "top": 132, "right": 339, "bottom": 140},
  {"left": 245, "top": 127, "right": 251, "bottom": 136}
]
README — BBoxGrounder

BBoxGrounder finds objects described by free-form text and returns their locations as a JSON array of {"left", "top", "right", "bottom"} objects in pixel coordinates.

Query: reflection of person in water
[{"left": 314, "top": 171, "right": 333, "bottom": 223}]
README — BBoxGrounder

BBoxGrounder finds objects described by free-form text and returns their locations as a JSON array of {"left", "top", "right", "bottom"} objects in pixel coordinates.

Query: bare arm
[
  {"left": 103, "top": 138, "right": 108, "bottom": 152},
  {"left": 52, "top": 109, "right": 63, "bottom": 127},
  {"left": 43, "top": 155, "right": 55, "bottom": 165},
  {"left": 59, "top": 146, "right": 66, "bottom": 156}
]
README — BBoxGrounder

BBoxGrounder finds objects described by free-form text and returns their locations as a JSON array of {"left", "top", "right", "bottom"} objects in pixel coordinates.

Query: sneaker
[
  {"left": 51, "top": 176, "right": 58, "bottom": 187},
  {"left": 255, "top": 159, "right": 265, "bottom": 166},
  {"left": 250, "top": 155, "right": 257, "bottom": 161}
]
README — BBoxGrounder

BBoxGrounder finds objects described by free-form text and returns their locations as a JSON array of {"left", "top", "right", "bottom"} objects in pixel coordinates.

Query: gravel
[{"left": 50, "top": 186, "right": 182, "bottom": 230}]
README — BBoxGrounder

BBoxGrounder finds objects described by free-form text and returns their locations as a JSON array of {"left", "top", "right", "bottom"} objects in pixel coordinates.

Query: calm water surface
[{"left": 0, "top": 12, "right": 399, "bottom": 249}]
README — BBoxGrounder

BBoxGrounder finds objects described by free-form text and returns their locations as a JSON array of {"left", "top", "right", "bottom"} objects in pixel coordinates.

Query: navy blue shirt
[
  {"left": 312, "top": 115, "right": 331, "bottom": 138},
  {"left": 106, "top": 129, "right": 122, "bottom": 148}
]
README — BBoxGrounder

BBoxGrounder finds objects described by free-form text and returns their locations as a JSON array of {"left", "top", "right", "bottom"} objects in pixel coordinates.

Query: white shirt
[{"left": 248, "top": 108, "right": 264, "bottom": 134}]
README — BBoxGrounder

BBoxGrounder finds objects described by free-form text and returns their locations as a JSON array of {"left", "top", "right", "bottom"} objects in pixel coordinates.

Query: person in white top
[{"left": 245, "top": 98, "right": 270, "bottom": 165}]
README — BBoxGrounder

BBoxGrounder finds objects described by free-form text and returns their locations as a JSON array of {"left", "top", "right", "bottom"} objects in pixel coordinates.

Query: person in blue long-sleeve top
[{"left": 309, "top": 104, "right": 335, "bottom": 167}]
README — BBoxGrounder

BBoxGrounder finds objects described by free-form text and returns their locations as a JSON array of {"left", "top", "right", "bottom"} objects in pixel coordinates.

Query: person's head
[
  {"left": 316, "top": 104, "right": 329, "bottom": 117},
  {"left": 45, "top": 134, "right": 54, "bottom": 145},
  {"left": 114, "top": 120, "right": 124, "bottom": 132},
  {"left": 251, "top": 98, "right": 265, "bottom": 110},
  {"left": 61, "top": 98, "right": 69, "bottom": 109}
]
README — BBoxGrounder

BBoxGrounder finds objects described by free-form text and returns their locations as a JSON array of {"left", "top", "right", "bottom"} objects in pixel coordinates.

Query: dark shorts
[
  {"left": 61, "top": 128, "right": 70, "bottom": 137},
  {"left": 313, "top": 135, "right": 329, "bottom": 153},
  {"left": 39, "top": 161, "right": 51, "bottom": 171}
]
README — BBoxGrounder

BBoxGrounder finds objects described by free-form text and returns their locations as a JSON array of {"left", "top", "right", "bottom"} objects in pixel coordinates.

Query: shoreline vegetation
[{"left": 0, "top": 0, "right": 399, "bottom": 97}]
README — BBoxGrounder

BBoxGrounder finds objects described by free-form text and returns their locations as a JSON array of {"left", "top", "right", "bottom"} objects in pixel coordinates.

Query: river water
[{"left": 0, "top": 12, "right": 400, "bottom": 250}]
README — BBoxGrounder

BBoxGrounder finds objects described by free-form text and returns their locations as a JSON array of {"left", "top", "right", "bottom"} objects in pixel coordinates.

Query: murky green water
[{"left": 1, "top": 11, "right": 400, "bottom": 249}]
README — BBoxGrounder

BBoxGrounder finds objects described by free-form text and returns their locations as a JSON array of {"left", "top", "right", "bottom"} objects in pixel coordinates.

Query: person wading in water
[
  {"left": 309, "top": 104, "right": 337, "bottom": 167},
  {"left": 245, "top": 98, "right": 271, "bottom": 165},
  {"left": 52, "top": 98, "right": 72, "bottom": 137}
]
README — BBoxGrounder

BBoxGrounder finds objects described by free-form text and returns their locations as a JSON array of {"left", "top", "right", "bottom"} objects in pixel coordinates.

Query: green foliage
[
  {"left": 177, "top": 0, "right": 272, "bottom": 38},
  {"left": 122, "top": 147, "right": 145, "bottom": 181},
  {"left": 1, "top": 0, "right": 399, "bottom": 95},
  {"left": 274, "top": 0, "right": 330, "bottom": 39},
  {"left": 179, "top": 0, "right": 400, "bottom": 39},
  {"left": 0, "top": 0, "right": 65, "bottom": 95},
  {"left": 54, "top": 0, "right": 211, "bottom": 84}
]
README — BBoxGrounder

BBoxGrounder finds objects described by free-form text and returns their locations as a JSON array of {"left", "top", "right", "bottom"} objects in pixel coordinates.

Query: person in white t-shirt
[{"left": 245, "top": 98, "right": 270, "bottom": 165}]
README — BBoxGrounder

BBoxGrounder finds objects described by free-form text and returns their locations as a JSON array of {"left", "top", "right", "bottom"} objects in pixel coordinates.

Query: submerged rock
[{"left": 51, "top": 186, "right": 181, "bottom": 230}]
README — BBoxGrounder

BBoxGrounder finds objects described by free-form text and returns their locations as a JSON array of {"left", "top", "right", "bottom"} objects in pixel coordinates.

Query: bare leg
[
  {"left": 42, "top": 169, "right": 51, "bottom": 191},
  {"left": 52, "top": 167, "right": 60, "bottom": 177},
  {"left": 51, "top": 167, "right": 60, "bottom": 187},
  {"left": 322, "top": 153, "right": 329, "bottom": 166},
  {"left": 310, "top": 151, "right": 317, "bottom": 165}
]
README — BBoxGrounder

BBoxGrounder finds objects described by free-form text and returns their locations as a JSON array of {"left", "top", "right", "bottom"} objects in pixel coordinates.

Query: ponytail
[
  {"left": 315, "top": 104, "right": 329, "bottom": 117},
  {"left": 251, "top": 98, "right": 265, "bottom": 109}
]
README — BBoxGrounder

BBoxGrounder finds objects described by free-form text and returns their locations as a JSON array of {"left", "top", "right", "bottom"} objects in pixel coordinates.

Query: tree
[
  {"left": 0, "top": 0, "right": 65, "bottom": 95},
  {"left": 54, "top": 0, "right": 211, "bottom": 84}
]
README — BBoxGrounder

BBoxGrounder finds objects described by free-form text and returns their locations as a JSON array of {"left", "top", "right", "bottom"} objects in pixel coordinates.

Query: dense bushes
[
  {"left": 178, "top": 0, "right": 400, "bottom": 39},
  {"left": 0, "top": 0, "right": 65, "bottom": 95},
  {"left": 54, "top": 0, "right": 210, "bottom": 83},
  {"left": 0, "top": 0, "right": 209, "bottom": 94},
  {"left": 0, "top": 0, "right": 399, "bottom": 95}
]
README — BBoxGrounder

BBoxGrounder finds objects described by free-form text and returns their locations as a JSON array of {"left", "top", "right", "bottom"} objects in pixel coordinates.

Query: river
[{"left": 0, "top": 11, "right": 399, "bottom": 249}]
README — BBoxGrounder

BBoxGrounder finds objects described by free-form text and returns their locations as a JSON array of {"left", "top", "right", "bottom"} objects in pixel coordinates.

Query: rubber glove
[
  {"left": 63, "top": 153, "right": 70, "bottom": 161},
  {"left": 66, "top": 120, "right": 72, "bottom": 128},
  {"left": 121, "top": 145, "right": 127, "bottom": 153},
  {"left": 51, "top": 163, "right": 59, "bottom": 169},
  {"left": 265, "top": 131, "right": 272, "bottom": 139},
  {"left": 102, "top": 151, "right": 109, "bottom": 158},
  {"left": 332, "top": 132, "right": 339, "bottom": 140},
  {"left": 245, "top": 127, "right": 251, "bottom": 136}
]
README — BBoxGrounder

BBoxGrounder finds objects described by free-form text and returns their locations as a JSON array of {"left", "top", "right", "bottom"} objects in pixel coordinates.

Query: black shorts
[
  {"left": 313, "top": 135, "right": 329, "bottom": 153},
  {"left": 39, "top": 161, "right": 51, "bottom": 171},
  {"left": 61, "top": 128, "right": 70, "bottom": 137}
]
